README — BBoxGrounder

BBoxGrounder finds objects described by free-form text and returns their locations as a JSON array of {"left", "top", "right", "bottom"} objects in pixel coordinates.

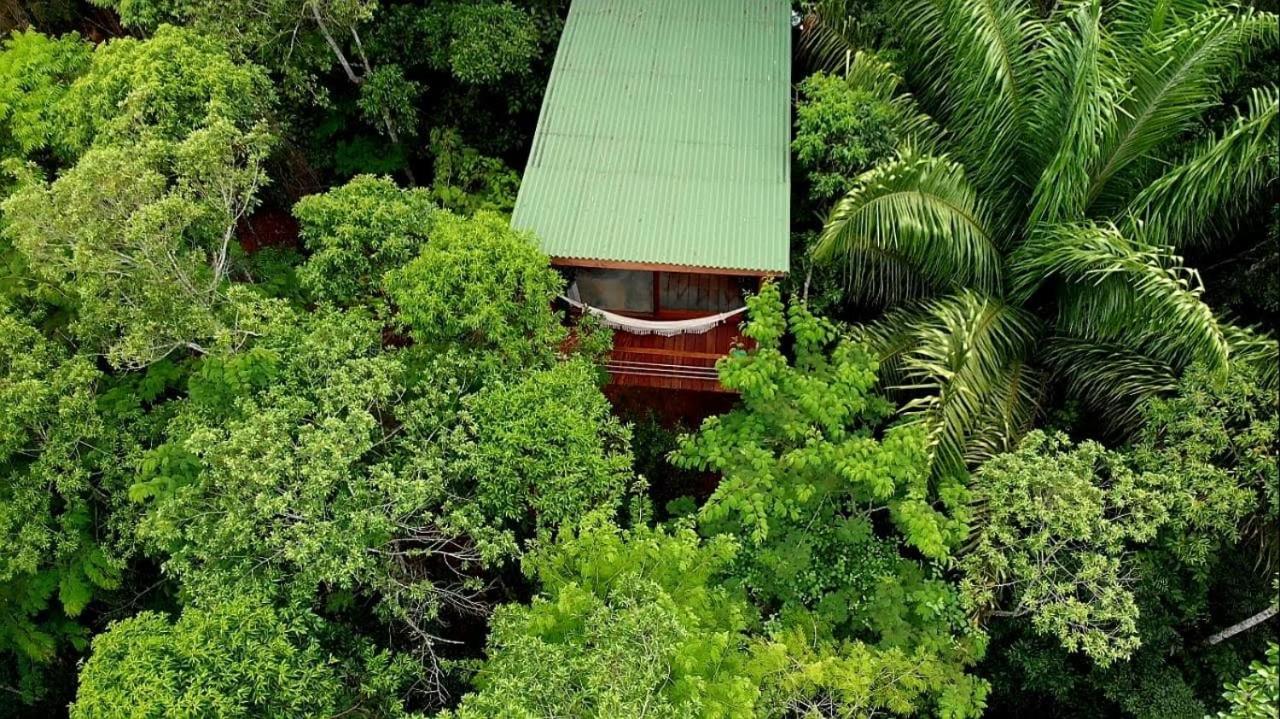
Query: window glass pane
[{"left": 574, "top": 269, "right": 654, "bottom": 313}]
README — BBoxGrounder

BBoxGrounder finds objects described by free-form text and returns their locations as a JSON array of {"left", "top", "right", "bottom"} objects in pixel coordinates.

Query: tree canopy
[{"left": 0, "top": 0, "right": 1276, "bottom": 717}]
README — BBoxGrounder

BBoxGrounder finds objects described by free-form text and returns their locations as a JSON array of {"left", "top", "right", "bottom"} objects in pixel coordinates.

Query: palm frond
[
  {"left": 844, "top": 50, "right": 946, "bottom": 151},
  {"left": 900, "top": 0, "right": 1039, "bottom": 217},
  {"left": 855, "top": 303, "right": 929, "bottom": 389},
  {"left": 843, "top": 48, "right": 905, "bottom": 98},
  {"left": 1107, "top": 0, "right": 1233, "bottom": 47},
  {"left": 1043, "top": 335, "right": 1178, "bottom": 432},
  {"left": 864, "top": 291, "right": 1043, "bottom": 477},
  {"left": 797, "top": 0, "right": 878, "bottom": 74},
  {"left": 1012, "top": 222, "right": 1229, "bottom": 373},
  {"left": 1087, "top": 6, "right": 1278, "bottom": 213},
  {"left": 1223, "top": 324, "right": 1280, "bottom": 393},
  {"left": 1121, "top": 86, "right": 1279, "bottom": 250},
  {"left": 815, "top": 149, "right": 1003, "bottom": 305},
  {"left": 1026, "top": 0, "right": 1122, "bottom": 225},
  {"left": 961, "top": 355, "right": 1044, "bottom": 465}
]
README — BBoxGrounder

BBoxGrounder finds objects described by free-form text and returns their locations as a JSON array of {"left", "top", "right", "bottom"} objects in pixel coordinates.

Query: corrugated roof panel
[{"left": 511, "top": 0, "right": 791, "bottom": 274}]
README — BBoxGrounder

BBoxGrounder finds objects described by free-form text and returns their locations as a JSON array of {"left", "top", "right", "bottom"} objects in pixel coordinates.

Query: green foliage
[
  {"left": 70, "top": 596, "right": 420, "bottom": 719},
  {"left": 293, "top": 175, "right": 435, "bottom": 306},
  {"left": 1212, "top": 643, "right": 1279, "bottom": 719},
  {"left": 428, "top": 127, "right": 520, "bottom": 214},
  {"left": 127, "top": 286, "right": 630, "bottom": 691},
  {"left": 979, "top": 360, "right": 1280, "bottom": 717},
  {"left": 384, "top": 210, "right": 567, "bottom": 362},
  {"left": 386, "top": 1, "right": 541, "bottom": 85},
  {"left": 814, "top": 0, "right": 1279, "bottom": 474},
  {"left": 132, "top": 308, "right": 416, "bottom": 589},
  {"left": 0, "top": 312, "right": 127, "bottom": 702},
  {"left": 797, "top": 0, "right": 905, "bottom": 73},
  {"left": 3, "top": 122, "right": 275, "bottom": 368},
  {"left": 1, "top": 27, "right": 276, "bottom": 369},
  {"left": 1134, "top": 362, "right": 1278, "bottom": 568},
  {"left": 794, "top": 72, "right": 898, "bottom": 202},
  {"left": 750, "top": 614, "right": 991, "bottom": 719},
  {"left": 54, "top": 25, "right": 275, "bottom": 156},
  {"left": 793, "top": 54, "right": 929, "bottom": 206},
  {"left": 962, "top": 431, "right": 1173, "bottom": 665},
  {"left": 0, "top": 29, "right": 90, "bottom": 166},
  {"left": 359, "top": 63, "right": 423, "bottom": 139},
  {"left": 675, "top": 283, "right": 988, "bottom": 718},
  {"left": 87, "top": 0, "right": 368, "bottom": 107},
  {"left": 675, "top": 283, "right": 968, "bottom": 563},
  {"left": 449, "top": 517, "right": 759, "bottom": 719},
  {"left": 443, "top": 1, "right": 541, "bottom": 84},
  {"left": 447, "top": 359, "right": 633, "bottom": 537}
]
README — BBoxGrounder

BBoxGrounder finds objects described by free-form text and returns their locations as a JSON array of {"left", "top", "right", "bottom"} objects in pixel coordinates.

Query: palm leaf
[
  {"left": 815, "top": 149, "right": 1003, "bottom": 305},
  {"left": 1043, "top": 335, "right": 1178, "bottom": 432},
  {"left": 1087, "top": 6, "right": 1278, "bottom": 213},
  {"left": 861, "top": 291, "right": 1043, "bottom": 477},
  {"left": 1025, "top": 0, "right": 1122, "bottom": 224},
  {"left": 1012, "top": 222, "right": 1229, "bottom": 373},
  {"left": 797, "top": 0, "right": 876, "bottom": 74},
  {"left": 900, "top": 0, "right": 1039, "bottom": 218},
  {"left": 1122, "top": 85, "right": 1279, "bottom": 250},
  {"left": 1107, "top": 0, "right": 1236, "bottom": 47},
  {"left": 962, "top": 355, "right": 1044, "bottom": 465},
  {"left": 847, "top": 51, "right": 947, "bottom": 150},
  {"left": 1223, "top": 324, "right": 1280, "bottom": 393}
]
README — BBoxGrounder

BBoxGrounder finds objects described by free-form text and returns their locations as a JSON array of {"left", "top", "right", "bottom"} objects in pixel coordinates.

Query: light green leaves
[
  {"left": 1212, "top": 643, "right": 1279, "bottom": 719},
  {"left": 1, "top": 27, "right": 276, "bottom": 369},
  {"left": 70, "top": 597, "right": 418, "bottom": 719},
  {"left": 451, "top": 519, "right": 757, "bottom": 719},
  {"left": 446, "top": 358, "right": 633, "bottom": 537},
  {"left": 294, "top": 174, "right": 436, "bottom": 306},
  {"left": 384, "top": 210, "right": 567, "bottom": 364},
  {"left": 960, "top": 431, "right": 1173, "bottom": 665},
  {"left": 0, "top": 30, "right": 90, "bottom": 165}
]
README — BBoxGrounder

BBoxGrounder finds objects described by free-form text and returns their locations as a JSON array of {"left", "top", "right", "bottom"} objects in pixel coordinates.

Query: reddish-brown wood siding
[{"left": 606, "top": 320, "right": 749, "bottom": 393}]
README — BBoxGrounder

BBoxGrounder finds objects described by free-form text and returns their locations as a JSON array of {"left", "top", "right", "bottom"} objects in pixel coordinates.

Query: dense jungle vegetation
[{"left": 0, "top": 0, "right": 1277, "bottom": 716}]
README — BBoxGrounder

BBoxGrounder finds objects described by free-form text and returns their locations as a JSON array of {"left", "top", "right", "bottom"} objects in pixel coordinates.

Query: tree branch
[
  {"left": 310, "top": 1, "right": 361, "bottom": 85},
  {"left": 1206, "top": 603, "right": 1279, "bottom": 646}
]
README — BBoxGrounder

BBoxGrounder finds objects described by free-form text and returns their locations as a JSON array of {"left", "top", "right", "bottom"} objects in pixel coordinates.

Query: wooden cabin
[{"left": 511, "top": 0, "right": 791, "bottom": 393}]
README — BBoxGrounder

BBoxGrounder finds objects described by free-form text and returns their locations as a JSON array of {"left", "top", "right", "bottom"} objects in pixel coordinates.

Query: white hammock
[{"left": 560, "top": 295, "right": 747, "bottom": 337}]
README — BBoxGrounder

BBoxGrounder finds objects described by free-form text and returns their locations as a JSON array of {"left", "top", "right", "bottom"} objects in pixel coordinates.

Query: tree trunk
[{"left": 1206, "top": 603, "right": 1279, "bottom": 646}]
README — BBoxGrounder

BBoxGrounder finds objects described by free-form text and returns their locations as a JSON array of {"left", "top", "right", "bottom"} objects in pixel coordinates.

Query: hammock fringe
[{"left": 560, "top": 295, "right": 747, "bottom": 337}]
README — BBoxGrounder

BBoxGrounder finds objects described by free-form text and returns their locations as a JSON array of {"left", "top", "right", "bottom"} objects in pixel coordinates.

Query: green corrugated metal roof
[{"left": 511, "top": 0, "right": 791, "bottom": 274}]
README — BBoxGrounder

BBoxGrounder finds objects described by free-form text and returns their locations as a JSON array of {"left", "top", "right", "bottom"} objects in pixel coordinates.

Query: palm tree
[{"left": 813, "top": 0, "right": 1278, "bottom": 477}]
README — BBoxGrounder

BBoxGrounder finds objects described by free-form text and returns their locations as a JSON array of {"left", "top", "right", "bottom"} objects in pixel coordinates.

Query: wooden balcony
[
  {"left": 557, "top": 270, "right": 758, "bottom": 394},
  {"left": 606, "top": 320, "right": 748, "bottom": 393}
]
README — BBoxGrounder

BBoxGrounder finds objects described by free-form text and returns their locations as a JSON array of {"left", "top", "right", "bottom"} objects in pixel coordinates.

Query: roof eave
[{"left": 550, "top": 256, "right": 788, "bottom": 278}]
